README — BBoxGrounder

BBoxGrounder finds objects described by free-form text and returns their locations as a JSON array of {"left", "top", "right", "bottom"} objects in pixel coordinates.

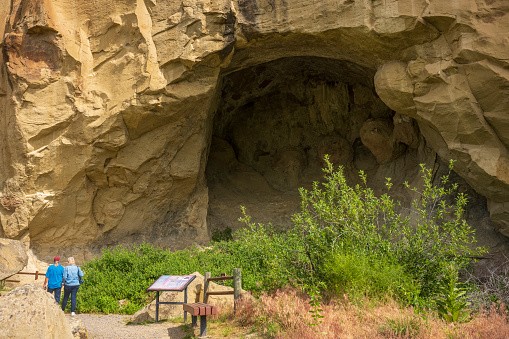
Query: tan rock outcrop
[
  {"left": 0, "top": 0, "right": 508, "bottom": 256},
  {"left": 0, "top": 239, "right": 28, "bottom": 280},
  {"left": 375, "top": 57, "right": 509, "bottom": 237},
  {"left": 0, "top": 284, "right": 73, "bottom": 339}
]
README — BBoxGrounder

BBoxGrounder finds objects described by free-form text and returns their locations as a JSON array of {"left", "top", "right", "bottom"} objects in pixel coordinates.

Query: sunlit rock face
[{"left": 0, "top": 0, "right": 508, "bottom": 261}]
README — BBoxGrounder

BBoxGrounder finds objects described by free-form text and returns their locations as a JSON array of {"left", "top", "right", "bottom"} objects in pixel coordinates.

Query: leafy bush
[
  {"left": 77, "top": 157, "right": 486, "bottom": 314},
  {"left": 291, "top": 157, "right": 486, "bottom": 303},
  {"left": 77, "top": 233, "right": 302, "bottom": 313},
  {"left": 324, "top": 251, "right": 418, "bottom": 303}
]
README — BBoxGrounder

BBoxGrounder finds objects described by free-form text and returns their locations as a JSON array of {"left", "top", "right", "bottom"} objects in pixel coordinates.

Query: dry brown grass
[{"left": 212, "top": 287, "right": 509, "bottom": 339}]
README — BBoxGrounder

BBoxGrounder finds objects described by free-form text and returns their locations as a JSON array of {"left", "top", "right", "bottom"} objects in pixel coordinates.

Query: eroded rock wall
[
  {"left": 0, "top": 0, "right": 236, "bottom": 256},
  {"left": 0, "top": 0, "right": 508, "bottom": 259}
]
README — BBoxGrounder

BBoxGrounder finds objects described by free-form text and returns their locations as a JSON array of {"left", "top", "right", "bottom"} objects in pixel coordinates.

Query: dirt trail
[
  {"left": 72, "top": 314, "right": 187, "bottom": 339},
  {"left": 71, "top": 314, "right": 259, "bottom": 338}
]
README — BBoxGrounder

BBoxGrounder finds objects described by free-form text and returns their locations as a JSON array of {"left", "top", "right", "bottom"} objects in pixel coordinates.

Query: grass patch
[
  {"left": 378, "top": 316, "right": 421, "bottom": 338},
  {"left": 180, "top": 324, "right": 197, "bottom": 339}
]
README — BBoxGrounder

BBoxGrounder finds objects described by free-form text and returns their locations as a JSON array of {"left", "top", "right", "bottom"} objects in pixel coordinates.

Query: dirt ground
[
  {"left": 72, "top": 314, "right": 187, "bottom": 339},
  {"left": 72, "top": 313, "right": 260, "bottom": 339}
]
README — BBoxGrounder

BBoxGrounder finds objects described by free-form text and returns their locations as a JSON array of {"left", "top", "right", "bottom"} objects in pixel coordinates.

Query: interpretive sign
[
  {"left": 147, "top": 275, "right": 196, "bottom": 291},
  {"left": 146, "top": 274, "right": 196, "bottom": 322}
]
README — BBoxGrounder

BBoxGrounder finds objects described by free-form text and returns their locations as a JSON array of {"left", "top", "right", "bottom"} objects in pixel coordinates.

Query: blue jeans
[
  {"left": 62, "top": 285, "right": 80, "bottom": 312},
  {"left": 47, "top": 286, "right": 62, "bottom": 303}
]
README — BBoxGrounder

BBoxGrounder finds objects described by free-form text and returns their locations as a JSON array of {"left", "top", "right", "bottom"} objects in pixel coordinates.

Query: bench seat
[
  {"left": 183, "top": 302, "right": 218, "bottom": 316},
  {"left": 183, "top": 302, "right": 218, "bottom": 337}
]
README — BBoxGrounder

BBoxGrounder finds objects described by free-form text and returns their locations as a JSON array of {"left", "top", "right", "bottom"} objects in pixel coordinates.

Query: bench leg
[
  {"left": 191, "top": 315, "right": 197, "bottom": 327},
  {"left": 199, "top": 315, "right": 207, "bottom": 337}
]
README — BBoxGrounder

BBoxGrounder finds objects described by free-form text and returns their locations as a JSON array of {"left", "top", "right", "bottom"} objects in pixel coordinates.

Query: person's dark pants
[
  {"left": 62, "top": 285, "right": 80, "bottom": 312},
  {"left": 47, "top": 287, "right": 62, "bottom": 303}
]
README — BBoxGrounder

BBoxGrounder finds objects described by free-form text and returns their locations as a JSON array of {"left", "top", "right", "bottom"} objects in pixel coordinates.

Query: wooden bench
[
  {"left": 183, "top": 302, "right": 218, "bottom": 337},
  {"left": 183, "top": 268, "right": 242, "bottom": 337}
]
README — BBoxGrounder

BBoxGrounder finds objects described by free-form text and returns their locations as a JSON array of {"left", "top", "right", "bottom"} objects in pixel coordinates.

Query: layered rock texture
[
  {"left": 0, "top": 0, "right": 508, "bottom": 259},
  {"left": 0, "top": 284, "right": 74, "bottom": 339},
  {"left": 0, "top": 239, "right": 28, "bottom": 280}
]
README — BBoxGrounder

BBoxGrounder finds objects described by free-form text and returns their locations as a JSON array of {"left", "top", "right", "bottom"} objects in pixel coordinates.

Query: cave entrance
[{"left": 206, "top": 56, "right": 399, "bottom": 235}]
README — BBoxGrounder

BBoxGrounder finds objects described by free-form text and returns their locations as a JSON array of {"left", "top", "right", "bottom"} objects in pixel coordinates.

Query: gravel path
[{"left": 71, "top": 314, "right": 187, "bottom": 339}]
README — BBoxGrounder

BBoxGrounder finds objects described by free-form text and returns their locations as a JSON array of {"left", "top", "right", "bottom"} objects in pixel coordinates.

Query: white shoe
[{"left": 71, "top": 312, "right": 76, "bottom": 316}]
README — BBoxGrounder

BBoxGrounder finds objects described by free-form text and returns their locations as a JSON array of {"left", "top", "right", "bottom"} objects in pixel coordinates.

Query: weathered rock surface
[
  {"left": 0, "top": 0, "right": 508, "bottom": 261},
  {"left": 68, "top": 317, "right": 89, "bottom": 339},
  {"left": 130, "top": 272, "right": 238, "bottom": 324},
  {"left": 0, "top": 239, "right": 28, "bottom": 280},
  {"left": 0, "top": 284, "right": 73, "bottom": 339}
]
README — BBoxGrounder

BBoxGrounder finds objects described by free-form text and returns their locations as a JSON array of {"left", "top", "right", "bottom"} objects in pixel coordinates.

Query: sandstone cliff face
[
  {"left": 0, "top": 239, "right": 28, "bottom": 280},
  {"left": 0, "top": 284, "right": 74, "bottom": 339},
  {"left": 0, "top": 0, "right": 508, "bottom": 259}
]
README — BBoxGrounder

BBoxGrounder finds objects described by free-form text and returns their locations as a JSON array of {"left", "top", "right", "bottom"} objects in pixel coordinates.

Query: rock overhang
[{"left": 0, "top": 0, "right": 508, "bottom": 260}]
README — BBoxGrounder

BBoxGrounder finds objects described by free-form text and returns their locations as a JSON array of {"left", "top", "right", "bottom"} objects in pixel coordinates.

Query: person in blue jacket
[
  {"left": 43, "top": 256, "right": 64, "bottom": 303},
  {"left": 61, "top": 257, "right": 84, "bottom": 316}
]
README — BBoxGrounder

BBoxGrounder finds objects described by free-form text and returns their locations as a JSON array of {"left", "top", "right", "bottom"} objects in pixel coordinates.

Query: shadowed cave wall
[{"left": 205, "top": 56, "right": 507, "bottom": 267}]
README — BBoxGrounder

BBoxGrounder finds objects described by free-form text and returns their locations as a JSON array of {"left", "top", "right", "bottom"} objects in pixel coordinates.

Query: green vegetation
[
  {"left": 291, "top": 158, "right": 485, "bottom": 303},
  {"left": 211, "top": 226, "right": 233, "bottom": 242},
  {"left": 77, "top": 157, "right": 487, "bottom": 322},
  {"left": 378, "top": 316, "right": 422, "bottom": 338},
  {"left": 436, "top": 265, "right": 471, "bottom": 322},
  {"left": 324, "top": 251, "right": 417, "bottom": 303}
]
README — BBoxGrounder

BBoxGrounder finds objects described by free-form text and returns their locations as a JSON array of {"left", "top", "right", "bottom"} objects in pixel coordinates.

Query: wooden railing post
[
  {"left": 203, "top": 272, "right": 211, "bottom": 304},
  {"left": 233, "top": 268, "right": 241, "bottom": 312}
]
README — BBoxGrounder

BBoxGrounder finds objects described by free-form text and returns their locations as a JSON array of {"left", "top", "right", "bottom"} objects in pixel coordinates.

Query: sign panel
[{"left": 147, "top": 275, "right": 196, "bottom": 291}]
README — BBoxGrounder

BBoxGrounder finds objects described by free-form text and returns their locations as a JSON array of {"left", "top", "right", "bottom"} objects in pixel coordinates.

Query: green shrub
[
  {"left": 77, "top": 157, "right": 486, "bottom": 314},
  {"left": 291, "top": 157, "right": 486, "bottom": 303},
  {"left": 211, "top": 226, "right": 233, "bottom": 242},
  {"left": 77, "top": 234, "right": 301, "bottom": 313},
  {"left": 324, "top": 251, "right": 419, "bottom": 303}
]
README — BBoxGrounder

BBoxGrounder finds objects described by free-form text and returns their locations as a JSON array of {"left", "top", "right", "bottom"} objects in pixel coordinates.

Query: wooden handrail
[
  {"left": 2, "top": 271, "right": 45, "bottom": 282},
  {"left": 207, "top": 275, "right": 233, "bottom": 281},
  {"left": 203, "top": 268, "right": 242, "bottom": 312},
  {"left": 206, "top": 291, "right": 234, "bottom": 296},
  {"left": 16, "top": 271, "right": 45, "bottom": 280}
]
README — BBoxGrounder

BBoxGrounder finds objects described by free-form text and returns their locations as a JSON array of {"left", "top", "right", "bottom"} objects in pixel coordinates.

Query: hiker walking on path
[
  {"left": 43, "top": 256, "right": 64, "bottom": 303},
  {"left": 61, "top": 257, "right": 84, "bottom": 316}
]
